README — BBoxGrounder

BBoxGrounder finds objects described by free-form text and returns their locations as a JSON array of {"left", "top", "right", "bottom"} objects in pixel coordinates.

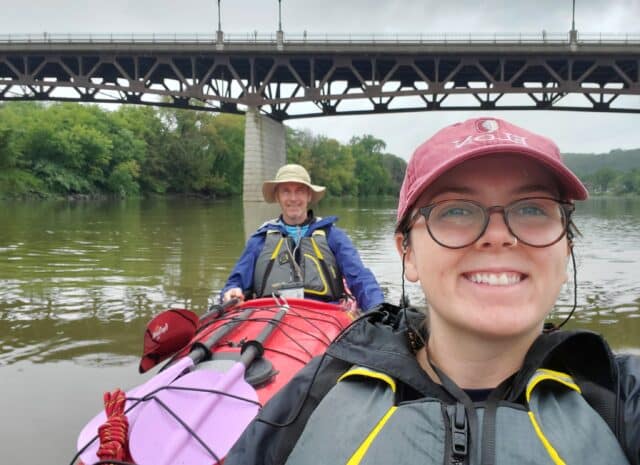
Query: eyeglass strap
[{"left": 544, "top": 247, "right": 578, "bottom": 332}]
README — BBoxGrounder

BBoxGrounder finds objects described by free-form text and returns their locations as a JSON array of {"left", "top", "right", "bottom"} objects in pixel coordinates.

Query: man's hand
[{"left": 223, "top": 287, "right": 245, "bottom": 303}]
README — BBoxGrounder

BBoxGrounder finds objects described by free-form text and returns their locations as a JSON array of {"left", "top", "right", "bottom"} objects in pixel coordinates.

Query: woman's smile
[{"left": 463, "top": 270, "right": 526, "bottom": 286}]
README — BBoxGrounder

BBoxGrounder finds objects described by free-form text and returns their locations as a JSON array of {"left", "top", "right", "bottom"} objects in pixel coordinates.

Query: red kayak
[{"left": 75, "top": 297, "right": 355, "bottom": 465}]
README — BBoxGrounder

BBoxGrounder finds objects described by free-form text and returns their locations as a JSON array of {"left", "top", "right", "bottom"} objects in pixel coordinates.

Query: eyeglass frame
[{"left": 406, "top": 196, "right": 576, "bottom": 249}]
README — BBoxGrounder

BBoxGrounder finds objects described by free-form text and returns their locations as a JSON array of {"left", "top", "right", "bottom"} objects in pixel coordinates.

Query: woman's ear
[{"left": 394, "top": 232, "right": 419, "bottom": 283}]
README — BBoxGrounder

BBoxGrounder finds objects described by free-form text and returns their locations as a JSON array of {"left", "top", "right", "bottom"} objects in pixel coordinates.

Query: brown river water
[{"left": 1, "top": 196, "right": 639, "bottom": 464}]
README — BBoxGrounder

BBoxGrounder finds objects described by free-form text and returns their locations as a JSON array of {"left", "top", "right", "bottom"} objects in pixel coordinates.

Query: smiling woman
[{"left": 224, "top": 118, "right": 640, "bottom": 465}]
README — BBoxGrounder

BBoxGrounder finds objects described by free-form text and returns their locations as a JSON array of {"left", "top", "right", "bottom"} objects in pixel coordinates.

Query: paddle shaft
[
  {"left": 189, "top": 303, "right": 258, "bottom": 365},
  {"left": 199, "top": 297, "right": 240, "bottom": 322},
  {"left": 239, "top": 305, "right": 288, "bottom": 366}
]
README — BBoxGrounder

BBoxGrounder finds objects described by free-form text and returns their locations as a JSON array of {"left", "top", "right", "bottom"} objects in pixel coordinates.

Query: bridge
[{"left": 2, "top": 31, "right": 640, "bottom": 201}]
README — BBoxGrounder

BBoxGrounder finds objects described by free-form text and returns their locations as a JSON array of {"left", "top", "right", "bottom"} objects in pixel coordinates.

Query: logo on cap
[
  {"left": 476, "top": 119, "right": 499, "bottom": 133},
  {"left": 151, "top": 322, "right": 169, "bottom": 341}
]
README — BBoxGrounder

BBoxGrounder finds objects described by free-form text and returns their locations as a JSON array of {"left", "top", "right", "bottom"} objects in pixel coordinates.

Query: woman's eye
[
  {"left": 443, "top": 208, "right": 469, "bottom": 216},
  {"left": 438, "top": 204, "right": 474, "bottom": 218},
  {"left": 515, "top": 204, "right": 547, "bottom": 216}
]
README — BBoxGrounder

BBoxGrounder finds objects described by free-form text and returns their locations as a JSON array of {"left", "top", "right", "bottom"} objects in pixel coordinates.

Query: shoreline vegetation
[
  {"left": 0, "top": 102, "right": 405, "bottom": 200},
  {"left": 1, "top": 102, "right": 639, "bottom": 200}
]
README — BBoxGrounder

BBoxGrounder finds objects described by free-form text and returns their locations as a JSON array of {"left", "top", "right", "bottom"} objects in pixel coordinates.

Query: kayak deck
[{"left": 75, "top": 297, "right": 354, "bottom": 465}]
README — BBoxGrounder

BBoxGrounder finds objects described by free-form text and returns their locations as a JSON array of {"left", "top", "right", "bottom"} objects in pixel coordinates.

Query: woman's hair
[{"left": 395, "top": 213, "right": 413, "bottom": 235}]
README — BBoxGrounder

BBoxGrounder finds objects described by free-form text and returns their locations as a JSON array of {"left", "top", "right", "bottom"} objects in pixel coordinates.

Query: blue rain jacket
[{"left": 221, "top": 215, "right": 384, "bottom": 311}]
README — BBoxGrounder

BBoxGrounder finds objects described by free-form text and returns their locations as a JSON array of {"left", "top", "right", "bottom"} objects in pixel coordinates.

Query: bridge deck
[{"left": 1, "top": 33, "right": 639, "bottom": 116}]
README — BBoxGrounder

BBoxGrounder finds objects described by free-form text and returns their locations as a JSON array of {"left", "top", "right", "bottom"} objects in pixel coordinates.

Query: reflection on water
[
  {"left": 1, "top": 196, "right": 639, "bottom": 464},
  {"left": 1, "top": 196, "right": 639, "bottom": 365},
  {"left": 1, "top": 198, "right": 246, "bottom": 363}
]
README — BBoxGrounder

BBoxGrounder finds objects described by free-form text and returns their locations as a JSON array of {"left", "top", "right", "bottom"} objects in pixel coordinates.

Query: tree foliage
[
  {"left": 564, "top": 149, "right": 640, "bottom": 177},
  {"left": 0, "top": 102, "right": 401, "bottom": 199},
  {"left": 286, "top": 130, "right": 405, "bottom": 197},
  {"left": 570, "top": 151, "right": 640, "bottom": 196},
  {"left": 4, "top": 102, "right": 640, "bottom": 200},
  {"left": 0, "top": 102, "right": 247, "bottom": 199}
]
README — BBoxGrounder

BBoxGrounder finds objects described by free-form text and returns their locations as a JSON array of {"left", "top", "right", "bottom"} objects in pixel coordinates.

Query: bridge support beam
[{"left": 242, "top": 108, "right": 286, "bottom": 202}]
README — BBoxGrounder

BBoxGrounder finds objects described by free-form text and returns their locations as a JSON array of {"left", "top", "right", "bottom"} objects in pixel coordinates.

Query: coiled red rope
[{"left": 97, "top": 389, "right": 134, "bottom": 464}]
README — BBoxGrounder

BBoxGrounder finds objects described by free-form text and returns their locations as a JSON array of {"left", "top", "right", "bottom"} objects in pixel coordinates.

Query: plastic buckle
[{"left": 450, "top": 403, "right": 468, "bottom": 457}]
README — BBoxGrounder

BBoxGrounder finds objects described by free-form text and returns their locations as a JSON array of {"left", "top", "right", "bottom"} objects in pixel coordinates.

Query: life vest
[
  {"left": 253, "top": 227, "right": 345, "bottom": 301},
  {"left": 284, "top": 366, "right": 631, "bottom": 465}
]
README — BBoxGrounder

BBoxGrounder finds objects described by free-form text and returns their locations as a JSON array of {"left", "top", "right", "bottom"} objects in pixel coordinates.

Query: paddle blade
[
  {"left": 76, "top": 357, "right": 195, "bottom": 465},
  {"left": 129, "top": 367, "right": 260, "bottom": 465}
]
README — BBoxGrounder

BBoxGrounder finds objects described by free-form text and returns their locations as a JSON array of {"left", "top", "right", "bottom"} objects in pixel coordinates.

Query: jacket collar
[
  {"left": 256, "top": 212, "right": 338, "bottom": 235},
  {"left": 326, "top": 304, "right": 444, "bottom": 397},
  {"left": 327, "top": 304, "right": 615, "bottom": 401}
]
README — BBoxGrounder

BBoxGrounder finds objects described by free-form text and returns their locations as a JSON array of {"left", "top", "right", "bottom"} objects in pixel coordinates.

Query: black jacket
[{"left": 225, "top": 304, "right": 640, "bottom": 465}]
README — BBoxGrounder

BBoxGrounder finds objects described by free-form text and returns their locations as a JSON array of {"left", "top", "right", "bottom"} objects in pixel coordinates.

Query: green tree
[
  {"left": 159, "top": 108, "right": 243, "bottom": 196},
  {"left": 381, "top": 153, "right": 406, "bottom": 195},
  {"left": 350, "top": 135, "right": 391, "bottom": 196},
  {"left": 613, "top": 169, "right": 640, "bottom": 195},
  {"left": 586, "top": 167, "right": 618, "bottom": 194},
  {"left": 287, "top": 129, "right": 357, "bottom": 196},
  {"left": 113, "top": 106, "right": 169, "bottom": 194},
  {"left": 0, "top": 124, "right": 20, "bottom": 169},
  {"left": 287, "top": 128, "right": 315, "bottom": 168},
  {"left": 0, "top": 101, "right": 410, "bottom": 199},
  {"left": 202, "top": 113, "right": 245, "bottom": 195}
]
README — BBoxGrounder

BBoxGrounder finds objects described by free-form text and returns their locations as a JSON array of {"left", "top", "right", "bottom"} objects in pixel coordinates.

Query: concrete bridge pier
[
  {"left": 242, "top": 108, "right": 286, "bottom": 237},
  {"left": 243, "top": 107, "right": 286, "bottom": 202}
]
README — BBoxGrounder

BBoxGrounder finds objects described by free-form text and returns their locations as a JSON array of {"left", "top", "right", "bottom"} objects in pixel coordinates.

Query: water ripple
[{"left": 1, "top": 197, "right": 639, "bottom": 365}]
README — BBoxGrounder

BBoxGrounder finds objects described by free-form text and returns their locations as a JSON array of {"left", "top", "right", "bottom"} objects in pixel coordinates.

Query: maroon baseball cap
[
  {"left": 139, "top": 308, "right": 199, "bottom": 373},
  {"left": 397, "top": 117, "right": 588, "bottom": 223}
]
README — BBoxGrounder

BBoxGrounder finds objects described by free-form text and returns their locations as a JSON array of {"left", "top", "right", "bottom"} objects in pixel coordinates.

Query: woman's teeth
[{"left": 467, "top": 272, "right": 522, "bottom": 286}]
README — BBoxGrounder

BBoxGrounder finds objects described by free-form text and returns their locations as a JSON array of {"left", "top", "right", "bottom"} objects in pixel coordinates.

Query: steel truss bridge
[{"left": 1, "top": 32, "right": 640, "bottom": 119}]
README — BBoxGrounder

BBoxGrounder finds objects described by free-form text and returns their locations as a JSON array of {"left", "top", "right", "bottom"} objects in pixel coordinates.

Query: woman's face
[
  {"left": 397, "top": 154, "right": 570, "bottom": 342},
  {"left": 276, "top": 182, "right": 312, "bottom": 225}
]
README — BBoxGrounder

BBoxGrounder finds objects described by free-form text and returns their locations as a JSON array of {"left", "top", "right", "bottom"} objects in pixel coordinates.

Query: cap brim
[
  {"left": 139, "top": 354, "right": 160, "bottom": 373},
  {"left": 262, "top": 181, "right": 326, "bottom": 203}
]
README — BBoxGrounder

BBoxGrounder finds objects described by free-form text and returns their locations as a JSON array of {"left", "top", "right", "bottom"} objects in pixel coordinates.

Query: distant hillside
[{"left": 563, "top": 148, "right": 640, "bottom": 177}]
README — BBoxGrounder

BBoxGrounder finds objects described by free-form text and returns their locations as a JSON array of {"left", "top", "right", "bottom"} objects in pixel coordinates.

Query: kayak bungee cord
[
  {"left": 128, "top": 301, "right": 293, "bottom": 465},
  {"left": 71, "top": 379, "right": 263, "bottom": 465},
  {"left": 128, "top": 384, "right": 258, "bottom": 464},
  {"left": 256, "top": 308, "right": 373, "bottom": 429},
  {"left": 73, "top": 298, "right": 352, "bottom": 465},
  {"left": 81, "top": 460, "right": 136, "bottom": 465},
  {"left": 283, "top": 303, "right": 347, "bottom": 343},
  {"left": 192, "top": 304, "right": 251, "bottom": 337},
  {"left": 75, "top": 303, "right": 262, "bottom": 465},
  {"left": 161, "top": 303, "right": 346, "bottom": 380},
  {"left": 205, "top": 304, "right": 344, "bottom": 359}
]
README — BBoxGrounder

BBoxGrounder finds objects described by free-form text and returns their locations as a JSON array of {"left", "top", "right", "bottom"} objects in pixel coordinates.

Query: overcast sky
[{"left": 2, "top": 0, "right": 639, "bottom": 158}]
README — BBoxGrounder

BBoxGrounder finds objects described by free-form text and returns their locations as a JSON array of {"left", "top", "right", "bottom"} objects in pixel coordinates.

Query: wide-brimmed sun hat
[
  {"left": 262, "top": 164, "right": 326, "bottom": 203},
  {"left": 397, "top": 117, "right": 589, "bottom": 223}
]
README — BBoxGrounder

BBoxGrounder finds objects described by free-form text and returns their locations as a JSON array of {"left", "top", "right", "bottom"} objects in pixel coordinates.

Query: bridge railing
[{"left": 1, "top": 32, "right": 640, "bottom": 44}]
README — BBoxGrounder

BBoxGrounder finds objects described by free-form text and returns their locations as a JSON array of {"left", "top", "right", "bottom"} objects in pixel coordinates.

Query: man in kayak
[
  {"left": 224, "top": 118, "right": 640, "bottom": 464},
  {"left": 221, "top": 163, "right": 384, "bottom": 311}
]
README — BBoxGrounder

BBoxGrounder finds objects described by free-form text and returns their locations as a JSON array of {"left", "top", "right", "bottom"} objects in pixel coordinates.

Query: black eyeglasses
[{"left": 408, "top": 197, "right": 575, "bottom": 249}]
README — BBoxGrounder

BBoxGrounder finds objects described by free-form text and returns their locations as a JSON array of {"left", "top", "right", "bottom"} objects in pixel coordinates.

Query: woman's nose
[{"left": 475, "top": 212, "right": 517, "bottom": 249}]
